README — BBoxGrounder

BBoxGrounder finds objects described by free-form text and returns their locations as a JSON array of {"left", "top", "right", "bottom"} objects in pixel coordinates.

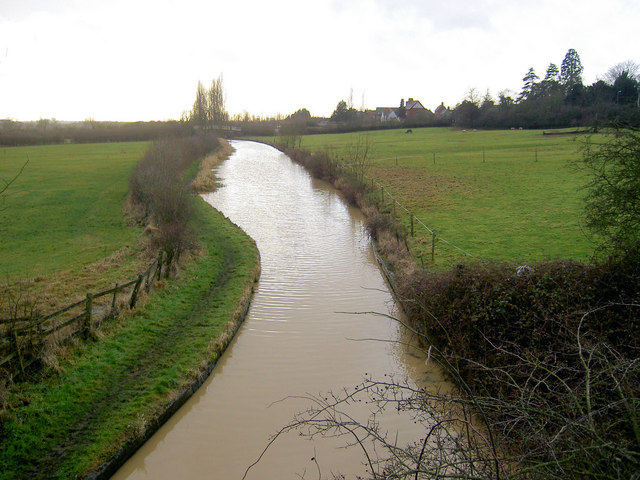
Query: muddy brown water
[{"left": 111, "top": 141, "right": 450, "bottom": 479}]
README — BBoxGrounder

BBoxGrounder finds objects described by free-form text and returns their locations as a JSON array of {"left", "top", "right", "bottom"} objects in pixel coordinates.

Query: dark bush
[{"left": 394, "top": 250, "right": 640, "bottom": 479}]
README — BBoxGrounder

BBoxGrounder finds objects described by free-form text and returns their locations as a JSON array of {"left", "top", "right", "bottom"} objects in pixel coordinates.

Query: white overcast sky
[{"left": 0, "top": 0, "right": 638, "bottom": 121}]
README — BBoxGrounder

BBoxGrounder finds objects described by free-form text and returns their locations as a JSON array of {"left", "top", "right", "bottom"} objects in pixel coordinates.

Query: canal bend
[{"left": 112, "top": 140, "right": 446, "bottom": 479}]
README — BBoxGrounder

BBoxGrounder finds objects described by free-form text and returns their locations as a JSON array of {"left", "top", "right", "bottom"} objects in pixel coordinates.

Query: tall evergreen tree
[
  {"left": 398, "top": 98, "right": 406, "bottom": 119},
  {"left": 544, "top": 63, "right": 559, "bottom": 82},
  {"left": 519, "top": 67, "right": 539, "bottom": 101},
  {"left": 560, "top": 48, "right": 584, "bottom": 88}
]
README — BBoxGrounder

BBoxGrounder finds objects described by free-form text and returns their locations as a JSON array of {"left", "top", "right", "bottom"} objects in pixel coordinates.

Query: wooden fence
[{"left": 0, "top": 251, "right": 170, "bottom": 378}]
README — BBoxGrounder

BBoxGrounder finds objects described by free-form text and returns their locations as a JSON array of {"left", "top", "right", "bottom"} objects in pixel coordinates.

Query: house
[
  {"left": 434, "top": 102, "right": 451, "bottom": 119},
  {"left": 404, "top": 98, "right": 427, "bottom": 118},
  {"left": 371, "top": 98, "right": 428, "bottom": 122},
  {"left": 375, "top": 107, "right": 400, "bottom": 122}
]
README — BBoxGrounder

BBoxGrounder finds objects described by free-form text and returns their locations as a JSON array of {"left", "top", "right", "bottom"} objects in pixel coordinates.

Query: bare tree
[
  {"left": 207, "top": 75, "right": 228, "bottom": 127},
  {"left": 345, "top": 133, "right": 372, "bottom": 184},
  {"left": 189, "top": 76, "right": 228, "bottom": 130},
  {"left": 604, "top": 60, "right": 640, "bottom": 85},
  {"left": 190, "top": 81, "right": 208, "bottom": 130}
]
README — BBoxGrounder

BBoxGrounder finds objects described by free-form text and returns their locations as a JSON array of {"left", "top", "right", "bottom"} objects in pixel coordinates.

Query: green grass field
[
  {"left": 298, "top": 127, "right": 596, "bottom": 267},
  {"left": 0, "top": 198, "right": 259, "bottom": 479},
  {"left": 0, "top": 141, "right": 261, "bottom": 478},
  {"left": 0, "top": 142, "right": 149, "bottom": 280}
]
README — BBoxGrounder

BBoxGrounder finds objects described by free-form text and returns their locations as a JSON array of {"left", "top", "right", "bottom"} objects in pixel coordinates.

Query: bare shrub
[
  {"left": 128, "top": 134, "right": 219, "bottom": 261},
  {"left": 345, "top": 132, "right": 372, "bottom": 183},
  {"left": 1, "top": 281, "right": 43, "bottom": 377},
  {"left": 364, "top": 209, "right": 394, "bottom": 241}
]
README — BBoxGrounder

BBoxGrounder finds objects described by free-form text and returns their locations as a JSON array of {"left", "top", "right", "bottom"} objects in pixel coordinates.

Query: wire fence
[
  {"left": 338, "top": 159, "right": 475, "bottom": 264},
  {"left": 367, "top": 175, "right": 475, "bottom": 259},
  {"left": 0, "top": 251, "right": 171, "bottom": 378}
]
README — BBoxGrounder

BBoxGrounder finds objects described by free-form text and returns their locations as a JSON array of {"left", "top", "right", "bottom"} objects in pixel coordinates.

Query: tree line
[
  {"left": 0, "top": 120, "right": 192, "bottom": 147},
  {"left": 450, "top": 50, "right": 640, "bottom": 129},
  {"left": 319, "top": 49, "right": 640, "bottom": 132}
]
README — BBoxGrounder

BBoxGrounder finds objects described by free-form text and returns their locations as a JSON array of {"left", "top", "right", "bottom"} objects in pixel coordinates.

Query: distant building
[
  {"left": 372, "top": 98, "right": 428, "bottom": 122},
  {"left": 434, "top": 102, "right": 451, "bottom": 119},
  {"left": 404, "top": 98, "right": 427, "bottom": 118},
  {"left": 375, "top": 107, "right": 400, "bottom": 122}
]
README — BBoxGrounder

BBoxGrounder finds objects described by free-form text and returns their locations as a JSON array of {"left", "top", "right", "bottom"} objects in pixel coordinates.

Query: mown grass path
[{"left": 0, "top": 198, "right": 259, "bottom": 479}]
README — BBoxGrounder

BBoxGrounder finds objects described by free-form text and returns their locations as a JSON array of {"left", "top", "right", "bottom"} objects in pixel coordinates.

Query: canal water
[{"left": 112, "top": 141, "right": 448, "bottom": 479}]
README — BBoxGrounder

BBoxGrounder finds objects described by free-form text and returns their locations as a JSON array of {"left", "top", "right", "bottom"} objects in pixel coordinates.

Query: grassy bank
[
  {"left": 0, "top": 196, "right": 259, "bottom": 479},
  {"left": 295, "top": 127, "right": 595, "bottom": 268}
]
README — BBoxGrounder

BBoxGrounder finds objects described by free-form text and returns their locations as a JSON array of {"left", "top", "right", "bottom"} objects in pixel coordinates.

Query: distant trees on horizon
[
  {"left": 315, "top": 49, "right": 640, "bottom": 132},
  {"left": 445, "top": 49, "right": 640, "bottom": 129}
]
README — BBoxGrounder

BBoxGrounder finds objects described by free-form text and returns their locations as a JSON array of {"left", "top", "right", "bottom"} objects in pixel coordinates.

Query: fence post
[
  {"left": 410, "top": 214, "right": 414, "bottom": 237},
  {"left": 431, "top": 232, "right": 436, "bottom": 262},
  {"left": 433, "top": 152, "right": 436, "bottom": 164},
  {"left": 12, "top": 330, "right": 25, "bottom": 376},
  {"left": 165, "top": 251, "right": 174, "bottom": 278},
  {"left": 145, "top": 265, "right": 152, "bottom": 293},
  {"left": 156, "top": 251, "right": 163, "bottom": 280},
  {"left": 84, "top": 293, "right": 93, "bottom": 338},
  {"left": 111, "top": 283, "right": 119, "bottom": 312},
  {"left": 130, "top": 275, "right": 143, "bottom": 309}
]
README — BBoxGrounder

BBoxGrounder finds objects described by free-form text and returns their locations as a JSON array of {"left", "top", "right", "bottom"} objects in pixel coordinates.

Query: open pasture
[
  {"left": 301, "top": 128, "right": 595, "bottom": 267},
  {"left": 0, "top": 142, "right": 148, "bottom": 280}
]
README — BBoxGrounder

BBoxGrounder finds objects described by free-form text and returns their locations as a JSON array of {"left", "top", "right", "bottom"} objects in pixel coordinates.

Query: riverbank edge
[
  {"left": 86, "top": 250, "right": 260, "bottom": 480},
  {"left": 267, "top": 141, "right": 640, "bottom": 479},
  {"left": 84, "top": 140, "right": 261, "bottom": 479}
]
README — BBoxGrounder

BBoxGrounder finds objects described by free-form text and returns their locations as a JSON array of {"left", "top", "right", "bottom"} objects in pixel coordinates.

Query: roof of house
[{"left": 405, "top": 98, "right": 426, "bottom": 110}]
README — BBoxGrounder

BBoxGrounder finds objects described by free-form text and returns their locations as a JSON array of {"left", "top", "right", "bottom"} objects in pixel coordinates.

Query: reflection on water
[{"left": 112, "top": 141, "right": 449, "bottom": 479}]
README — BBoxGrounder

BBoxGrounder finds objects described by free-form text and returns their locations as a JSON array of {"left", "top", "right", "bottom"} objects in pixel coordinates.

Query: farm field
[
  {"left": 299, "top": 127, "right": 596, "bottom": 268},
  {"left": 0, "top": 142, "right": 149, "bottom": 283}
]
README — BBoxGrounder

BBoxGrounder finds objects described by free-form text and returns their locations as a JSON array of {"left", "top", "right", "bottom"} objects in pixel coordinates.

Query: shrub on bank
[
  {"left": 128, "top": 134, "right": 219, "bottom": 262},
  {"left": 396, "top": 250, "right": 640, "bottom": 478}
]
